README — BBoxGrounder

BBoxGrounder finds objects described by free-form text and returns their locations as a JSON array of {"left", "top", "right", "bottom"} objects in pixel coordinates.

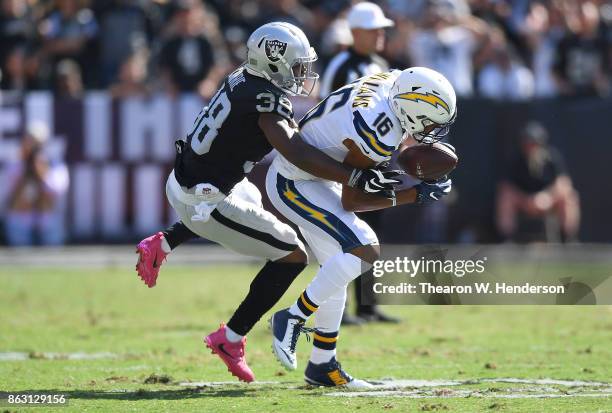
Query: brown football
[{"left": 397, "top": 143, "right": 458, "bottom": 182}]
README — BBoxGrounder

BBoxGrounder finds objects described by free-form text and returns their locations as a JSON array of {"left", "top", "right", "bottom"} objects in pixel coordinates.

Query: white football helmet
[
  {"left": 245, "top": 22, "right": 318, "bottom": 96},
  {"left": 388, "top": 67, "right": 457, "bottom": 143}
]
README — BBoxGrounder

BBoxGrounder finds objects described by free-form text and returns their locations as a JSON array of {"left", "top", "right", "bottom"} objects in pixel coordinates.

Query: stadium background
[{"left": 1, "top": 0, "right": 611, "bottom": 244}]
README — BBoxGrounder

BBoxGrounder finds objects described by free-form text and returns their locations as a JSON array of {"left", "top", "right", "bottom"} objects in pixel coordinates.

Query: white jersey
[{"left": 274, "top": 70, "right": 405, "bottom": 181}]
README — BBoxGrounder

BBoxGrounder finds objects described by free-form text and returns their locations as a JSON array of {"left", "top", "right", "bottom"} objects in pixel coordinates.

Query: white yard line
[
  {"left": 177, "top": 377, "right": 612, "bottom": 400},
  {"left": 325, "top": 391, "right": 612, "bottom": 399},
  {"left": 179, "top": 381, "right": 284, "bottom": 387},
  {"left": 0, "top": 352, "right": 29, "bottom": 361},
  {"left": 177, "top": 377, "right": 611, "bottom": 389},
  {"left": 2, "top": 359, "right": 609, "bottom": 401},
  {"left": 480, "top": 378, "right": 610, "bottom": 387},
  {"left": 323, "top": 377, "right": 612, "bottom": 399},
  {"left": 366, "top": 379, "right": 463, "bottom": 388},
  {"left": 0, "top": 351, "right": 118, "bottom": 361}
]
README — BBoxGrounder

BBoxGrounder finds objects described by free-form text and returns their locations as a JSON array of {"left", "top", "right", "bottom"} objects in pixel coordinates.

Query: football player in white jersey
[{"left": 267, "top": 67, "right": 457, "bottom": 387}]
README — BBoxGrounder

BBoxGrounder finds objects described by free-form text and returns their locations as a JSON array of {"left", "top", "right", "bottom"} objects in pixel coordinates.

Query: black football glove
[
  {"left": 348, "top": 168, "right": 403, "bottom": 194},
  {"left": 415, "top": 176, "right": 452, "bottom": 204}
]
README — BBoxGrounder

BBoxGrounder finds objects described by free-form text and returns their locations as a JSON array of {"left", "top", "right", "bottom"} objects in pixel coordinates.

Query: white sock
[
  {"left": 288, "top": 289, "right": 318, "bottom": 320},
  {"left": 224, "top": 326, "right": 244, "bottom": 343},
  {"left": 310, "top": 346, "right": 335, "bottom": 364},
  {"left": 314, "top": 288, "right": 346, "bottom": 335},
  {"left": 306, "top": 252, "right": 365, "bottom": 305},
  {"left": 289, "top": 253, "right": 367, "bottom": 321},
  {"left": 288, "top": 303, "right": 308, "bottom": 320},
  {"left": 161, "top": 237, "right": 172, "bottom": 254},
  {"left": 309, "top": 288, "right": 345, "bottom": 365}
]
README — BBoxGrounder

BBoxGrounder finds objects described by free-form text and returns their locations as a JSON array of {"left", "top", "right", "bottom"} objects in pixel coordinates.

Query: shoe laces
[{"left": 289, "top": 321, "right": 315, "bottom": 353}]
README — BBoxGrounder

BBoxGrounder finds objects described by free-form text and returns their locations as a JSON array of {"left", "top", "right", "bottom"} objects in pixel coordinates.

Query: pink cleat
[
  {"left": 204, "top": 324, "right": 255, "bottom": 383},
  {"left": 135, "top": 232, "right": 167, "bottom": 288}
]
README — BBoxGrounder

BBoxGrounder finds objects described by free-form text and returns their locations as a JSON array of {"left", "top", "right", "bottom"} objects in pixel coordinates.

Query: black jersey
[
  {"left": 174, "top": 67, "right": 294, "bottom": 194},
  {"left": 319, "top": 48, "right": 389, "bottom": 99}
]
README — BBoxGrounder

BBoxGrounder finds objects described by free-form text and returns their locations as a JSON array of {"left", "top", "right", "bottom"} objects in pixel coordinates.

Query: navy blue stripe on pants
[{"left": 275, "top": 174, "right": 362, "bottom": 252}]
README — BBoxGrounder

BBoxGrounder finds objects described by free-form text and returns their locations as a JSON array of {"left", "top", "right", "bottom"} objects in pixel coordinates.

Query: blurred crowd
[
  {"left": 1, "top": 0, "right": 611, "bottom": 99},
  {"left": 0, "top": 0, "right": 599, "bottom": 246},
  {"left": 2, "top": 122, "right": 69, "bottom": 245}
]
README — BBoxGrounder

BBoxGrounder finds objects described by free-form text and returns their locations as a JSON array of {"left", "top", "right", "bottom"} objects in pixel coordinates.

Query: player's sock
[
  {"left": 288, "top": 290, "right": 319, "bottom": 320},
  {"left": 309, "top": 288, "right": 345, "bottom": 364},
  {"left": 224, "top": 325, "right": 244, "bottom": 343},
  {"left": 314, "top": 288, "right": 345, "bottom": 332},
  {"left": 162, "top": 221, "right": 198, "bottom": 250},
  {"left": 289, "top": 253, "right": 366, "bottom": 320},
  {"left": 310, "top": 330, "right": 339, "bottom": 364},
  {"left": 227, "top": 261, "right": 306, "bottom": 336},
  {"left": 161, "top": 237, "right": 171, "bottom": 254}
]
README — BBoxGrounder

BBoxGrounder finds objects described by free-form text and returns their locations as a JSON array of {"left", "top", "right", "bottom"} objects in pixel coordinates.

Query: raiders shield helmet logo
[{"left": 264, "top": 39, "right": 287, "bottom": 62}]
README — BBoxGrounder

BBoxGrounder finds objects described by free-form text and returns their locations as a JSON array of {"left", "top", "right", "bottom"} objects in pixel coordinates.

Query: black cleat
[{"left": 304, "top": 357, "right": 372, "bottom": 388}]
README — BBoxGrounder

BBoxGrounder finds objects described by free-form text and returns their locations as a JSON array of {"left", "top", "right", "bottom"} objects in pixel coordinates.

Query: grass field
[{"left": 1, "top": 263, "right": 611, "bottom": 412}]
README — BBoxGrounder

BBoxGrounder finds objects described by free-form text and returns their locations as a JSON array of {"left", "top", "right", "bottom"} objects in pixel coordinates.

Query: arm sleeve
[{"left": 348, "top": 109, "right": 396, "bottom": 164}]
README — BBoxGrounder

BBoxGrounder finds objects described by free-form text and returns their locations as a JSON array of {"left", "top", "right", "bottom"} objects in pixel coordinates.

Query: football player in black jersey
[{"left": 135, "top": 22, "right": 401, "bottom": 382}]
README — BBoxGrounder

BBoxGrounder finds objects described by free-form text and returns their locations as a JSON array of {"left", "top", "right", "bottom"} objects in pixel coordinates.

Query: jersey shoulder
[
  {"left": 347, "top": 74, "right": 404, "bottom": 163},
  {"left": 228, "top": 68, "right": 294, "bottom": 121}
]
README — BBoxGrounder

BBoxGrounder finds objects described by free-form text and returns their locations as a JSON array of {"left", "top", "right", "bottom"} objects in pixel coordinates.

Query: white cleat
[
  {"left": 346, "top": 378, "right": 374, "bottom": 389},
  {"left": 270, "top": 308, "right": 312, "bottom": 371}
]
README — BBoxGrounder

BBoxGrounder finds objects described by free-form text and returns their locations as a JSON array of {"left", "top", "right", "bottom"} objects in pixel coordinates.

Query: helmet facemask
[
  {"left": 273, "top": 48, "right": 318, "bottom": 96},
  {"left": 413, "top": 110, "right": 457, "bottom": 144}
]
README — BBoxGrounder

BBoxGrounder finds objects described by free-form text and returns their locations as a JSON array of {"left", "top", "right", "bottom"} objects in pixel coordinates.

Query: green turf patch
[{"left": 1, "top": 264, "right": 611, "bottom": 412}]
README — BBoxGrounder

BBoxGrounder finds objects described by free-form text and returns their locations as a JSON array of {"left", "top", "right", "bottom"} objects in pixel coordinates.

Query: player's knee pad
[
  {"left": 306, "top": 253, "right": 370, "bottom": 305},
  {"left": 326, "top": 252, "right": 369, "bottom": 287}
]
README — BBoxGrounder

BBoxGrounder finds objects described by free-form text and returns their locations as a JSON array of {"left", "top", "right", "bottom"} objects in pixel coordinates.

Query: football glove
[
  {"left": 415, "top": 177, "right": 452, "bottom": 204},
  {"left": 348, "top": 168, "right": 403, "bottom": 194}
]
